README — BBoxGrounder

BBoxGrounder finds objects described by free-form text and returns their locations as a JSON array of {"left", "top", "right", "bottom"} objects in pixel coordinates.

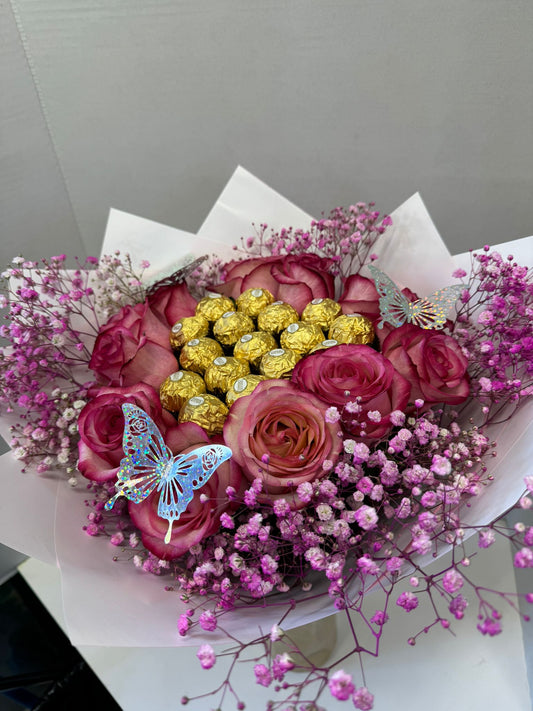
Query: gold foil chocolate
[
  {"left": 257, "top": 301, "right": 300, "bottom": 336},
  {"left": 233, "top": 331, "right": 277, "bottom": 370},
  {"left": 204, "top": 356, "right": 250, "bottom": 396},
  {"left": 212, "top": 311, "right": 255, "bottom": 347},
  {"left": 169, "top": 315, "right": 209, "bottom": 350},
  {"left": 226, "top": 374, "right": 267, "bottom": 406},
  {"left": 259, "top": 347, "right": 300, "bottom": 379},
  {"left": 195, "top": 293, "right": 235, "bottom": 322},
  {"left": 328, "top": 313, "right": 375, "bottom": 344},
  {"left": 179, "top": 337, "right": 224, "bottom": 374},
  {"left": 279, "top": 321, "right": 325, "bottom": 355},
  {"left": 236, "top": 288, "right": 274, "bottom": 318},
  {"left": 178, "top": 394, "right": 228, "bottom": 435},
  {"left": 301, "top": 298, "right": 342, "bottom": 331},
  {"left": 309, "top": 338, "right": 340, "bottom": 354},
  {"left": 159, "top": 370, "right": 206, "bottom": 412}
]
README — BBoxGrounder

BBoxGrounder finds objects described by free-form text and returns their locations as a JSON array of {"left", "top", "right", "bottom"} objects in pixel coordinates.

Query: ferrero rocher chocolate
[
  {"left": 301, "top": 298, "right": 342, "bottom": 330},
  {"left": 178, "top": 394, "right": 228, "bottom": 435},
  {"left": 328, "top": 313, "right": 375, "bottom": 344},
  {"left": 236, "top": 288, "right": 274, "bottom": 318},
  {"left": 169, "top": 315, "right": 209, "bottom": 350},
  {"left": 257, "top": 301, "right": 300, "bottom": 335},
  {"left": 233, "top": 331, "right": 277, "bottom": 370},
  {"left": 159, "top": 370, "right": 206, "bottom": 412},
  {"left": 259, "top": 347, "right": 300, "bottom": 379},
  {"left": 212, "top": 311, "right": 255, "bottom": 347},
  {"left": 309, "top": 338, "right": 340, "bottom": 354},
  {"left": 204, "top": 356, "right": 250, "bottom": 396},
  {"left": 195, "top": 293, "right": 235, "bottom": 322},
  {"left": 279, "top": 322, "right": 325, "bottom": 355},
  {"left": 226, "top": 374, "right": 268, "bottom": 406},
  {"left": 179, "top": 337, "right": 224, "bottom": 374}
]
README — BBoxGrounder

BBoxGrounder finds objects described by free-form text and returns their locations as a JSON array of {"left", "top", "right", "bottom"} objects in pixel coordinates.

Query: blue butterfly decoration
[
  {"left": 105, "top": 404, "right": 232, "bottom": 544},
  {"left": 368, "top": 264, "right": 463, "bottom": 330}
]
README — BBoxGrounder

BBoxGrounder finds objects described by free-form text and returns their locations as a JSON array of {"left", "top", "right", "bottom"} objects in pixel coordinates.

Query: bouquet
[{"left": 0, "top": 168, "right": 532, "bottom": 711}]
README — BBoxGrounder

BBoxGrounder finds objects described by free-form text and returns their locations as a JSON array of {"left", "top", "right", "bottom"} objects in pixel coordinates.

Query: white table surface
[{"left": 19, "top": 529, "right": 532, "bottom": 711}]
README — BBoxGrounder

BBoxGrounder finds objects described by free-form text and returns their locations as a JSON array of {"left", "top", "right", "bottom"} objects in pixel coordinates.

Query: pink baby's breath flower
[
  {"left": 352, "top": 686, "right": 375, "bottom": 710},
  {"left": 514, "top": 548, "right": 533, "bottom": 568},
  {"left": 219, "top": 512, "right": 234, "bottom": 529},
  {"left": 442, "top": 568, "right": 464, "bottom": 593},
  {"left": 477, "top": 618, "right": 502, "bottom": 636},
  {"left": 196, "top": 644, "right": 216, "bottom": 669},
  {"left": 389, "top": 410, "right": 406, "bottom": 426},
  {"left": 177, "top": 614, "right": 190, "bottom": 636},
  {"left": 396, "top": 591, "right": 419, "bottom": 612},
  {"left": 370, "top": 610, "right": 389, "bottom": 625},
  {"left": 354, "top": 505, "right": 378, "bottom": 530},
  {"left": 325, "top": 406, "right": 341, "bottom": 423},
  {"left": 198, "top": 610, "right": 217, "bottom": 631},
  {"left": 328, "top": 669, "right": 355, "bottom": 701},
  {"left": 254, "top": 663, "right": 272, "bottom": 687},
  {"left": 110, "top": 532, "right": 124, "bottom": 546}
]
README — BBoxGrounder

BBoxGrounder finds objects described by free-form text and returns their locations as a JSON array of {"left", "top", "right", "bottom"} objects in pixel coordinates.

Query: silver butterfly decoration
[
  {"left": 368, "top": 264, "right": 463, "bottom": 330},
  {"left": 105, "top": 404, "right": 232, "bottom": 544}
]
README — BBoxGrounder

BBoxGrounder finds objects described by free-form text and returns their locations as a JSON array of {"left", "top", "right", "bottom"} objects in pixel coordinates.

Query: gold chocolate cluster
[{"left": 159, "top": 289, "right": 374, "bottom": 434}]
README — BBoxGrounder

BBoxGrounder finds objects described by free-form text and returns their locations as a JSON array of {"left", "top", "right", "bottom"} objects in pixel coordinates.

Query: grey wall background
[{"left": 2, "top": 0, "right": 533, "bottom": 266}]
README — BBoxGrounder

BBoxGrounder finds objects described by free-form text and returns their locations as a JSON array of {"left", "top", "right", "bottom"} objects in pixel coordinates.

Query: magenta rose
[
  {"left": 214, "top": 254, "right": 336, "bottom": 313},
  {"left": 147, "top": 281, "right": 198, "bottom": 327},
  {"left": 223, "top": 380, "right": 343, "bottom": 506},
  {"left": 78, "top": 383, "right": 175, "bottom": 482},
  {"left": 291, "top": 344, "right": 411, "bottom": 441},
  {"left": 128, "top": 423, "right": 243, "bottom": 560},
  {"left": 381, "top": 324, "right": 470, "bottom": 405},
  {"left": 89, "top": 301, "right": 178, "bottom": 389}
]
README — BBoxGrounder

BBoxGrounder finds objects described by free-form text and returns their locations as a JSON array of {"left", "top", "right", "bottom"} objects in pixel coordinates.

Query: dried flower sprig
[{"left": 0, "top": 253, "right": 147, "bottom": 473}]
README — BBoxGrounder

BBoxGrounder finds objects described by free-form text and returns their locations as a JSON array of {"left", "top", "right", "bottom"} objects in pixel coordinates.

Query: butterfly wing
[
  {"left": 105, "top": 404, "right": 172, "bottom": 510},
  {"left": 407, "top": 285, "right": 464, "bottom": 329},
  {"left": 157, "top": 445, "right": 233, "bottom": 544},
  {"left": 368, "top": 264, "right": 411, "bottom": 328}
]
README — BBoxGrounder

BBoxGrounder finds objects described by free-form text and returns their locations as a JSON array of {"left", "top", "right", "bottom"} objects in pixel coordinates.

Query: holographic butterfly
[
  {"left": 105, "top": 404, "right": 232, "bottom": 544},
  {"left": 368, "top": 264, "right": 463, "bottom": 330}
]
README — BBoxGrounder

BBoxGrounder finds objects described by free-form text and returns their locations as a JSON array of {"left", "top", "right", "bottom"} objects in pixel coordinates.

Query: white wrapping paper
[{"left": 0, "top": 167, "right": 531, "bottom": 647}]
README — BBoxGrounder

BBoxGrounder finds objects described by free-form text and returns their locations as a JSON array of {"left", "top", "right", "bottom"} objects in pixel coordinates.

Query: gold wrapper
[
  {"left": 169, "top": 315, "right": 209, "bottom": 350},
  {"left": 233, "top": 331, "right": 277, "bottom": 370},
  {"left": 195, "top": 293, "right": 235, "bottom": 322},
  {"left": 259, "top": 347, "right": 300, "bottom": 379},
  {"left": 328, "top": 313, "right": 375, "bottom": 344},
  {"left": 301, "top": 298, "right": 342, "bottom": 331},
  {"left": 257, "top": 301, "right": 300, "bottom": 335},
  {"left": 309, "top": 338, "right": 340, "bottom": 354},
  {"left": 204, "top": 356, "right": 250, "bottom": 396},
  {"left": 279, "top": 321, "right": 325, "bottom": 355},
  {"left": 226, "top": 374, "right": 267, "bottom": 406},
  {"left": 236, "top": 288, "right": 274, "bottom": 318},
  {"left": 212, "top": 311, "right": 255, "bottom": 347},
  {"left": 159, "top": 370, "right": 206, "bottom": 412},
  {"left": 179, "top": 337, "right": 224, "bottom": 374},
  {"left": 178, "top": 394, "right": 228, "bottom": 435}
]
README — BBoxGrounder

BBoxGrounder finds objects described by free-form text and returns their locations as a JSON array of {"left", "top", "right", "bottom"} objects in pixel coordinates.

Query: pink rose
[
  {"left": 89, "top": 301, "right": 178, "bottom": 389},
  {"left": 223, "top": 380, "right": 343, "bottom": 506},
  {"left": 78, "top": 383, "right": 175, "bottom": 482},
  {"left": 338, "top": 274, "right": 381, "bottom": 324},
  {"left": 214, "top": 254, "right": 335, "bottom": 313},
  {"left": 128, "top": 423, "right": 243, "bottom": 559},
  {"left": 381, "top": 324, "right": 470, "bottom": 405},
  {"left": 291, "top": 344, "right": 411, "bottom": 441},
  {"left": 147, "top": 281, "right": 198, "bottom": 327}
]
